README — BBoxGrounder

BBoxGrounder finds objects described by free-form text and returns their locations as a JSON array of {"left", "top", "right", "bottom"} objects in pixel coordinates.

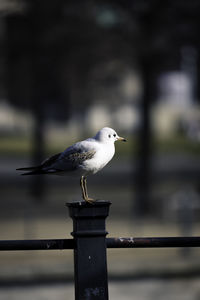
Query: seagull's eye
[
  {"left": 108, "top": 134, "right": 111, "bottom": 138},
  {"left": 113, "top": 134, "right": 116, "bottom": 137}
]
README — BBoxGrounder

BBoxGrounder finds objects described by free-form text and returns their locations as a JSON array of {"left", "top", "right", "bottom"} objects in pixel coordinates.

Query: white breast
[{"left": 82, "top": 142, "right": 115, "bottom": 175}]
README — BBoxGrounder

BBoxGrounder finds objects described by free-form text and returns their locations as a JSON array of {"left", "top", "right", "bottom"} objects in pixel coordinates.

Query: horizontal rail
[
  {"left": 106, "top": 237, "right": 200, "bottom": 248},
  {"left": 0, "top": 239, "right": 74, "bottom": 251},
  {"left": 0, "top": 237, "right": 200, "bottom": 251}
]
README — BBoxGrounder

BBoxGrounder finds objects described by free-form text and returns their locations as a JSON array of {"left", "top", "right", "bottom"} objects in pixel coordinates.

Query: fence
[{"left": 0, "top": 200, "right": 200, "bottom": 300}]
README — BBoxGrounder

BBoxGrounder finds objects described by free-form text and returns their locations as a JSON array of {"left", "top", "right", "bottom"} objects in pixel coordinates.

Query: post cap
[{"left": 66, "top": 200, "right": 111, "bottom": 219}]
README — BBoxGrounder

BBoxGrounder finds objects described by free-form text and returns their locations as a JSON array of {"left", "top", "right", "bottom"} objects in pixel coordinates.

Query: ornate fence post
[{"left": 66, "top": 200, "right": 111, "bottom": 300}]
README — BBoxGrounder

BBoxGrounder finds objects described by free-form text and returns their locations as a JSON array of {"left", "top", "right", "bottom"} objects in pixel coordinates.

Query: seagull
[{"left": 17, "top": 127, "right": 126, "bottom": 203}]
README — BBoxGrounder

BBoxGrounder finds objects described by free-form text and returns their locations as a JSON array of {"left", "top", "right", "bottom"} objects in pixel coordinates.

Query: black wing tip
[
  {"left": 16, "top": 167, "right": 44, "bottom": 175},
  {"left": 16, "top": 167, "right": 37, "bottom": 171},
  {"left": 16, "top": 170, "right": 34, "bottom": 175},
  {"left": 19, "top": 171, "right": 43, "bottom": 176}
]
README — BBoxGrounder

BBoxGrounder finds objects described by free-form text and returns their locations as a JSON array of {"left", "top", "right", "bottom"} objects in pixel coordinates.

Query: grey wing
[
  {"left": 17, "top": 142, "right": 96, "bottom": 175},
  {"left": 47, "top": 144, "right": 96, "bottom": 173},
  {"left": 41, "top": 152, "right": 62, "bottom": 168}
]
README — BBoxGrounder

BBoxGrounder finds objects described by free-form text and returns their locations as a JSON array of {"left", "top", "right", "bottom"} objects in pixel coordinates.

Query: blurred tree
[
  {"left": 4, "top": 0, "right": 200, "bottom": 115},
  {"left": 2, "top": 0, "right": 200, "bottom": 211}
]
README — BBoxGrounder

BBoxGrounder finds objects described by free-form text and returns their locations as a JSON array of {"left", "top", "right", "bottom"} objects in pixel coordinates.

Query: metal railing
[{"left": 0, "top": 200, "right": 200, "bottom": 300}]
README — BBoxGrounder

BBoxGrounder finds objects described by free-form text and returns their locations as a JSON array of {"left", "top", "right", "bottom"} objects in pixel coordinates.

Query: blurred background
[{"left": 0, "top": 0, "right": 200, "bottom": 299}]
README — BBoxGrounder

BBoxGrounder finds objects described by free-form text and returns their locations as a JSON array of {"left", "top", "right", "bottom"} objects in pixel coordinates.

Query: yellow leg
[
  {"left": 83, "top": 177, "right": 89, "bottom": 199},
  {"left": 83, "top": 177, "right": 95, "bottom": 203},
  {"left": 80, "top": 176, "right": 95, "bottom": 203},
  {"left": 80, "top": 176, "right": 87, "bottom": 200}
]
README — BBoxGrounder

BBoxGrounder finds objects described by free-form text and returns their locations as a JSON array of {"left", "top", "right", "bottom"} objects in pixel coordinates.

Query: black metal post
[{"left": 66, "top": 200, "right": 111, "bottom": 300}]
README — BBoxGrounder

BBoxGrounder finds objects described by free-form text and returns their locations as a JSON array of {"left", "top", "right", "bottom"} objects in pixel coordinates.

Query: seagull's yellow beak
[{"left": 117, "top": 136, "right": 127, "bottom": 142}]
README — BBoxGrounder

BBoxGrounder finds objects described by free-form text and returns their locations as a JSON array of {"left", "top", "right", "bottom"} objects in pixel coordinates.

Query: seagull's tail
[{"left": 16, "top": 166, "right": 45, "bottom": 176}]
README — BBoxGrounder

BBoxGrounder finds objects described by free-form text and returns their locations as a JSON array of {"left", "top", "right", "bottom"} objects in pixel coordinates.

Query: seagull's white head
[{"left": 94, "top": 127, "right": 126, "bottom": 144}]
